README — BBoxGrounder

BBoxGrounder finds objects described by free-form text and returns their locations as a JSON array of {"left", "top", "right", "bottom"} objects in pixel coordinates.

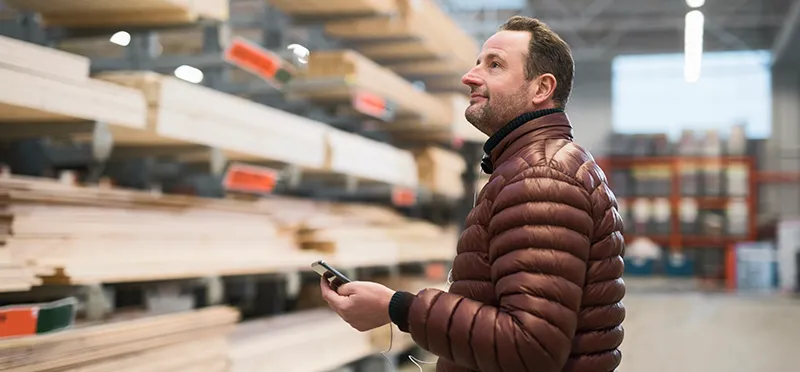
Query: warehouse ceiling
[{"left": 439, "top": 0, "right": 796, "bottom": 61}]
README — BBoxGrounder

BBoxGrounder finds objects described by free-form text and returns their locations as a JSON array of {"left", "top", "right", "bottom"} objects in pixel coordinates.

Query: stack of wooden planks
[
  {"left": 387, "top": 93, "right": 487, "bottom": 143},
  {"left": 412, "top": 146, "right": 468, "bottom": 199},
  {"left": 0, "top": 175, "right": 315, "bottom": 285},
  {"left": 229, "top": 308, "right": 374, "bottom": 372},
  {"left": 322, "top": 0, "right": 477, "bottom": 78},
  {"left": 268, "top": 0, "right": 397, "bottom": 16},
  {"left": 293, "top": 50, "right": 452, "bottom": 126},
  {"left": 0, "top": 306, "right": 239, "bottom": 372},
  {"left": 95, "top": 71, "right": 329, "bottom": 170},
  {"left": 3, "top": 0, "right": 229, "bottom": 28},
  {"left": 0, "top": 209, "right": 40, "bottom": 292},
  {"left": 0, "top": 35, "right": 146, "bottom": 133},
  {"left": 296, "top": 204, "right": 457, "bottom": 267}
]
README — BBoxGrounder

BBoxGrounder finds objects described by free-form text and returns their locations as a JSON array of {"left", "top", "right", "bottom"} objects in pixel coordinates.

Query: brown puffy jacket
[{"left": 404, "top": 109, "right": 625, "bottom": 372}]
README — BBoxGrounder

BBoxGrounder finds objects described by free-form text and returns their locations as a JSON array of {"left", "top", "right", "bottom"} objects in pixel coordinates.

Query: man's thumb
[{"left": 336, "top": 281, "right": 358, "bottom": 296}]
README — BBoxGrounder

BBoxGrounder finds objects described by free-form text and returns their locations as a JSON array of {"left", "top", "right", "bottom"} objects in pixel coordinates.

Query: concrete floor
[{"left": 620, "top": 278, "right": 800, "bottom": 372}]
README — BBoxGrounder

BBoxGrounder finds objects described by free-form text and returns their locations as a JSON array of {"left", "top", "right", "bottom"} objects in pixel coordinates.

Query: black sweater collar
[{"left": 480, "top": 108, "right": 564, "bottom": 174}]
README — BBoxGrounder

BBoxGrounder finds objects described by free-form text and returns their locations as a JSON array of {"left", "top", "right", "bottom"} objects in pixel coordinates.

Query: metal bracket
[
  {"left": 81, "top": 284, "right": 115, "bottom": 321},
  {"left": 208, "top": 147, "right": 227, "bottom": 176},
  {"left": 201, "top": 275, "right": 225, "bottom": 306}
]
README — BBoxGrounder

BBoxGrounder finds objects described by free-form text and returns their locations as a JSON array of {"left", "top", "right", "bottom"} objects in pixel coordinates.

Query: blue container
[
  {"left": 624, "top": 257, "right": 656, "bottom": 276},
  {"left": 664, "top": 251, "right": 695, "bottom": 277}
]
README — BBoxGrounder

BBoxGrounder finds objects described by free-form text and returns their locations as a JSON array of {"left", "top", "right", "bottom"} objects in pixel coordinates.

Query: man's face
[{"left": 461, "top": 30, "right": 535, "bottom": 136}]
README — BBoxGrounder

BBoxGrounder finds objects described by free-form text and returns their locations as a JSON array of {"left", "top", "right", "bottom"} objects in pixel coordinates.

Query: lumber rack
[{"left": 0, "top": 120, "right": 113, "bottom": 183}]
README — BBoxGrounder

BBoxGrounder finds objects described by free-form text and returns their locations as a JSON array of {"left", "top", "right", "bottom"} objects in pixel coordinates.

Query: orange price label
[
  {"left": 224, "top": 37, "right": 292, "bottom": 86},
  {"left": 392, "top": 187, "right": 417, "bottom": 207},
  {"left": 0, "top": 307, "right": 38, "bottom": 338},
  {"left": 425, "top": 263, "right": 446, "bottom": 281},
  {"left": 352, "top": 90, "right": 395, "bottom": 122},
  {"left": 222, "top": 163, "right": 279, "bottom": 195}
]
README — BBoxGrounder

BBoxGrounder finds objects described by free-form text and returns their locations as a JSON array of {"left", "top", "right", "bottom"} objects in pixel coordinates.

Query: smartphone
[{"left": 311, "top": 260, "right": 351, "bottom": 290}]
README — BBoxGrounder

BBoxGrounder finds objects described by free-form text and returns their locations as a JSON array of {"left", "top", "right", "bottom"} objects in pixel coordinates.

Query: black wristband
[{"left": 388, "top": 291, "right": 415, "bottom": 333}]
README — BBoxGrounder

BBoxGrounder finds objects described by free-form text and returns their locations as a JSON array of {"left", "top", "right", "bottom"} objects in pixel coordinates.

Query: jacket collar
[{"left": 480, "top": 108, "right": 573, "bottom": 174}]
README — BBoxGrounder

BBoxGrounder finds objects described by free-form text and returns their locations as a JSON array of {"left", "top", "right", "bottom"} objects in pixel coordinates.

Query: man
[{"left": 320, "top": 16, "right": 625, "bottom": 372}]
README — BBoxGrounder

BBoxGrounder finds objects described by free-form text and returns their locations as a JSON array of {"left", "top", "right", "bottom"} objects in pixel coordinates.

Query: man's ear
[{"left": 531, "top": 73, "right": 557, "bottom": 106}]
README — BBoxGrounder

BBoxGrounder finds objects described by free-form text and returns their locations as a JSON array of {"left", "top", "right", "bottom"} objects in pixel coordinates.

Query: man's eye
[{"left": 489, "top": 62, "right": 500, "bottom": 68}]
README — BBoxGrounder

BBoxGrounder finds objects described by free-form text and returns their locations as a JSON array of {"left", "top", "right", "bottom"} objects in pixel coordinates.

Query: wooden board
[
  {"left": 0, "top": 306, "right": 239, "bottom": 372},
  {"left": 3, "top": 0, "right": 229, "bottom": 27},
  {"left": 413, "top": 147, "right": 466, "bottom": 199},
  {"left": 267, "top": 0, "right": 397, "bottom": 16},
  {"left": 325, "top": 128, "right": 418, "bottom": 187},
  {"left": 323, "top": 0, "right": 477, "bottom": 77},
  {"left": 0, "top": 66, "right": 147, "bottom": 129},
  {"left": 95, "top": 71, "right": 328, "bottom": 169},
  {"left": 230, "top": 309, "right": 375, "bottom": 372},
  {"left": 295, "top": 50, "right": 451, "bottom": 125},
  {"left": 0, "top": 35, "right": 89, "bottom": 81}
]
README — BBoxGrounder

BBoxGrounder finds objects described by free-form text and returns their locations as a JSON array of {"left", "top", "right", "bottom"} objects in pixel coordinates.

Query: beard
[{"left": 465, "top": 85, "right": 530, "bottom": 136}]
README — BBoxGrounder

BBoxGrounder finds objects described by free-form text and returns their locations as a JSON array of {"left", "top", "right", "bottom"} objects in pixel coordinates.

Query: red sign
[
  {"left": 224, "top": 37, "right": 292, "bottom": 86},
  {"left": 222, "top": 163, "right": 279, "bottom": 195},
  {"left": 391, "top": 187, "right": 417, "bottom": 207}
]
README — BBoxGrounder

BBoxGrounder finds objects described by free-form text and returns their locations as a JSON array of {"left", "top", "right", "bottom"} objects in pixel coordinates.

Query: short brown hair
[{"left": 499, "top": 16, "right": 574, "bottom": 108}]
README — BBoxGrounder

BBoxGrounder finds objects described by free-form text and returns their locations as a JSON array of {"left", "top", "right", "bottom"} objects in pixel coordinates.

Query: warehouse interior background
[{"left": 0, "top": 0, "right": 799, "bottom": 371}]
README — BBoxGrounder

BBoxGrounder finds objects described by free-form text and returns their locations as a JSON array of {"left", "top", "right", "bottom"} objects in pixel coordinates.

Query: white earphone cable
[
  {"left": 380, "top": 323, "right": 437, "bottom": 372},
  {"left": 379, "top": 272, "right": 452, "bottom": 371}
]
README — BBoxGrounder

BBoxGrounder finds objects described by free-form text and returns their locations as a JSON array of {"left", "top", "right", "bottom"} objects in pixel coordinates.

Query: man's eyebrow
[{"left": 476, "top": 52, "right": 505, "bottom": 64}]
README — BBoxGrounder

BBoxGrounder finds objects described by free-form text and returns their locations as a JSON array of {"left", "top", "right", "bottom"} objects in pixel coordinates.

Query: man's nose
[{"left": 461, "top": 67, "right": 482, "bottom": 87}]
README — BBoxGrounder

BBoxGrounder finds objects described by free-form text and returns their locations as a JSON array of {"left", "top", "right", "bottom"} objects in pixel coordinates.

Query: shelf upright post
[
  {"left": 457, "top": 142, "right": 483, "bottom": 234},
  {"left": 670, "top": 156, "right": 683, "bottom": 252}
]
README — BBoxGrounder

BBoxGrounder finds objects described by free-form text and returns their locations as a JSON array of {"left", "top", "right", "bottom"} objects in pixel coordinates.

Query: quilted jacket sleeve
[{"left": 405, "top": 167, "right": 594, "bottom": 372}]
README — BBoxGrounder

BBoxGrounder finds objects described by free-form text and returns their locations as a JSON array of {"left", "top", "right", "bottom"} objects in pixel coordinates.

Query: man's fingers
[{"left": 319, "top": 277, "right": 346, "bottom": 308}]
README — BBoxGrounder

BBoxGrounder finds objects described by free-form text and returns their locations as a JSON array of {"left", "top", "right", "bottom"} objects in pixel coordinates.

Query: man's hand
[{"left": 319, "top": 277, "right": 395, "bottom": 332}]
